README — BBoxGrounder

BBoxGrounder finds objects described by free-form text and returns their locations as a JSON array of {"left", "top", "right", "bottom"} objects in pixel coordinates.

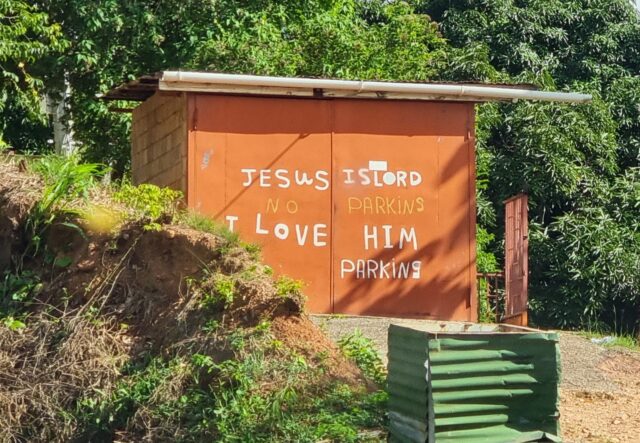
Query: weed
[
  {"left": 202, "top": 320, "right": 220, "bottom": 334},
  {"left": 53, "top": 256, "right": 73, "bottom": 268},
  {"left": 27, "top": 156, "right": 103, "bottom": 255},
  {"left": 228, "top": 329, "right": 246, "bottom": 351},
  {"left": 477, "top": 277, "right": 496, "bottom": 323},
  {"left": 2, "top": 316, "right": 26, "bottom": 331},
  {"left": 215, "top": 277, "right": 235, "bottom": 307},
  {"left": 255, "top": 319, "right": 271, "bottom": 334},
  {"left": 338, "top": 330, "right": 386, "bottom": 386},
  {"left": 73, "top": 356, "right": 180, "bottom": 438},
  {"left": 180, "top": 211, "right": 239, "bottom": 247},
  {"left": 242, "top": 241, "right": 261, "bottom": 259},
  {"left": 192, "top": 353, "right": 216, "bottom": 372},
  {"left": 114, "top": 182, "right": 182, "bottom": 230},
  {"left": 270, "top": 339, "right": 284, "bottom": 351},
  {"left": 200, "top": 275, "right": 235, "bottom": 310},
  {"left": 314, "top": 350, "right": 330, "bottom": 366},
  {"left": 67, "top": 325, "right": 388, "bottom": 442},
  {"left": 238, "top": 264, "right": 260, "bottom": 281},
  {"left": 275, "top": 275, "right": 303, "bottom": 298},
  {"left": 0, "top": 270, "right": 42, "bottom": 312}
]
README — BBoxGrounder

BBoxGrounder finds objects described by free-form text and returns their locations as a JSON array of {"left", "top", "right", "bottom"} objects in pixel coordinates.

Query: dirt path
[{"left": 311, "top": 315, "right": 640, "bottom": 443}]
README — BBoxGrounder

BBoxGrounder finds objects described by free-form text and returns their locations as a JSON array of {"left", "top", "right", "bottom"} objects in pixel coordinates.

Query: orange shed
[{"left": 106, "top": 72, "right": 591, "bottom": 321}]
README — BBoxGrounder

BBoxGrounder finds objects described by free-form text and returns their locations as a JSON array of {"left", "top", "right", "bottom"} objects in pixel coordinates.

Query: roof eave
[{"left": 102, "top": 71, "right": 593, "bottom": 104}]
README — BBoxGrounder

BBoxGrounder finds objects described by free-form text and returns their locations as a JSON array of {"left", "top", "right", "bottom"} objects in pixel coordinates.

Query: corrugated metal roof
[
  {"left": 103, "top": 71, "right": 542, "bottom": 102},
  {"left": 103, "top": 74, "right": 161, "bottom": 101},
  {"left": 388, "top": 324, "right": 561, "bottom": 443}
]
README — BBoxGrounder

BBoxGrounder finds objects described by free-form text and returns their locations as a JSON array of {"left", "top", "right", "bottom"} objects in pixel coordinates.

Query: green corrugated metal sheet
[{"left": 388, "top": 324, "right": 561, "bottom": 443}]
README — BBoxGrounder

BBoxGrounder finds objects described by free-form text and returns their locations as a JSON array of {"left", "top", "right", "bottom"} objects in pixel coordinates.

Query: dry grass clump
[
  {"left": 0, "top": 157, "right": 43, "bottom": 207},
  {"left": 0, "top": 315, "right": 128, "bottom": 442}
]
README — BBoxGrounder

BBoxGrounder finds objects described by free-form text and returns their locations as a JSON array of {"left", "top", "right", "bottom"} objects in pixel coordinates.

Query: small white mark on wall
[
  {"left": 368, "top": 160, "right": 388, "bottom": 171},
  {"left": 201, "top": 149, "right": 213, "bottom": 170}
]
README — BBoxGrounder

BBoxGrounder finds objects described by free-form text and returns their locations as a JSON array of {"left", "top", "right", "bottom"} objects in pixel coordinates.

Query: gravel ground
[
  {"left": 311, "top": 315, "right": 640, "bottom": 443},
  {"left": 558, "top": 332, "right": 619, "bottom": 392}
]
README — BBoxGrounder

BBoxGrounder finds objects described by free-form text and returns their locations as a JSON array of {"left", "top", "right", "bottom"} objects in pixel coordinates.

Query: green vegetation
[
  {"left": 0, "top": 1, "right": 67, "bottom": 151},
  {"left": 275, "top": 275, "right": 304, "bottom": 298},
  {"left": 0, "top": 155, "right": 387, "bottom": 441},
  {"left": 476, "top": 226, "right": 500, "bottom": 323},
  {"left": 0, "top": 269, "right": 41, "bottom": 316},
  {"left": 200, "top": 274, "right": 236, "bottom": 310},
  {"left": 27, "top": 156, "right": 103, "bottom": 250},
  {"left": 180, "top": 211, "right": 240, "bottom": 248},
  {"left": 580, "top": 331, "right": 639, "bottom": 351},
  {"left": 338, "top": 330, "right": 387, "bottom": 387},
  {"left": 419, "top": 0, "right": 640, "bottom": 334},
  {"left": 3, "top": 2, "right": 640, "bottom": 438},
  {"left": 114, "top": 182, "right": 182, "bottom": 230}
]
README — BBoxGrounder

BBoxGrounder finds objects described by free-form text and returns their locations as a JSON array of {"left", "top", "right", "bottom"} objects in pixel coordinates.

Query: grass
[
  {"left": 580, "top": 330, "right": 639, "bottom": 351},
  {"left": 69, "top": 326, "right": 387, "bottom": 442},
  {"left": 180, "top": 211, "right": 239, "bottom": 244}
]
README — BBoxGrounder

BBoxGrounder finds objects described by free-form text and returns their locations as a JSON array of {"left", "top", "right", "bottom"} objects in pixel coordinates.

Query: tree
[
  {"left": 420, "top": 0, "right": 640, "bottom": 332},
  {"left": 40, "top": 0, "right": 222, "bottom": 173},
  {"left": 39, "top": 0, "right": 459, "bottom": 173},
  {"left": 0, "top": 1, "right": 66, "bottom": 151},
  {"left": 193, "top": 1, "right": 448, "bottom": 81}
]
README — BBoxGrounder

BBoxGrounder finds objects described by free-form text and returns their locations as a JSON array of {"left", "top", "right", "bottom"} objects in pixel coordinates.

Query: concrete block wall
[{"left": 131, "top": 92, "right": 187, "bottom": 194}]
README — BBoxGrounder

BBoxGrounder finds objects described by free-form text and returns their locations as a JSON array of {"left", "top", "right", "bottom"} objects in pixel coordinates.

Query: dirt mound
[
  {"left": 0, "top": 157, "right": 366, "bottom": 441},
  {"left": 0, "top": 159, "right": 41, "bottom": 273}
]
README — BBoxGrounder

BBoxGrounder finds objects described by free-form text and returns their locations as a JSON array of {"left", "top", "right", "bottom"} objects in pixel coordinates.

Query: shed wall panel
[
  {"left": 131, "top": 92, "right": 479, "bottom": 318},
  {"left": 185, "top": 94, "right": 476, "bottom": 319},
  {"left": 189, "top": 95, "right": 333, "bottom": 313},
  {"left": 331, "top": 100, "right": 475, "bottom": 319},
  {"left": 132, "top": 92, "right": 187, "bottom": 194}
]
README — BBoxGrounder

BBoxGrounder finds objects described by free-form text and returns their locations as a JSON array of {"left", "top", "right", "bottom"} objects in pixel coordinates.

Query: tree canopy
[
  {"left": 420, "top": 0, "right": 640, "bottom": 331},
  {"left": 0, "top": 1, "right": 66, "bottom": 150}
]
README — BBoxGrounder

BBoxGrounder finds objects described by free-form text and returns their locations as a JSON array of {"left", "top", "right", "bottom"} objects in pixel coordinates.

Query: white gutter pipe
[{"left": 160, "top": 71, "right": 592, "bottom": 104}]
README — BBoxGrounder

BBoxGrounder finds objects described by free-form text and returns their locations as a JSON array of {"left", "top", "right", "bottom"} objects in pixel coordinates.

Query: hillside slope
[{"left": 0, "top": 156, "right": 384, "bottom": 442}]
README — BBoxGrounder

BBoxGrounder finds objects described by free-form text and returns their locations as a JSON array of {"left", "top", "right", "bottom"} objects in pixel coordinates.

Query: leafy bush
[
  {"left": 114, "top": 183, "right": 182, "bottom": 230},
  {"left": 423, "top": 0, "right": 640, "bottom": 334},
  {"left": 275, "top": 276, "right": 304, "bottom": 298},
  {"left": 338, "top": 330, "right": 386, "bottom": 387},
  {"left": 530, "top": 205, "right": 640, "bottom": 331},
  {"left": 71, "top": 328, "right": 386, "bottom": 442}
]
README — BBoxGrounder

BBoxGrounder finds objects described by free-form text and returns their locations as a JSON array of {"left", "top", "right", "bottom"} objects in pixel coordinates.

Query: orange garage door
[{"left": 189, "top": 95, "right": 475, "bottom": 319}]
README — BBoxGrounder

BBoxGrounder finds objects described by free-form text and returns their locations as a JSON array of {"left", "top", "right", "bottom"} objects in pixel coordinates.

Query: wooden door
[{"left": 504, "top": 194, "right": 529, "bottom": 325}]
